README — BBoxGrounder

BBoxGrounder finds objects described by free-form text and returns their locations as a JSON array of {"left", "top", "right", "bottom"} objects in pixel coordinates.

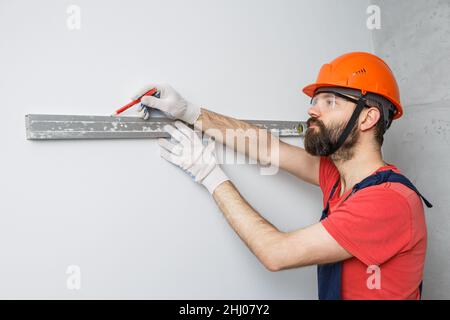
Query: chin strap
[{"left": 326, "top": 95, "right": 367, "bottom": 156}]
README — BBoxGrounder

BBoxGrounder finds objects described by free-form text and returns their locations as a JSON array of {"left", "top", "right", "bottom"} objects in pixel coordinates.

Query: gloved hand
[
  {"left": 158, "top": 121, "right": 229, "bottom": 194},
  {"left": 134, "top": 84, "right": 201, "bottom": 124}
]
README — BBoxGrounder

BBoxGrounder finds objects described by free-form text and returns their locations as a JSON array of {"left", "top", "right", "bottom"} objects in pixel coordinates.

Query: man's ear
[{"left": 360, "top": 107, "right": 381, "bottom": 131}]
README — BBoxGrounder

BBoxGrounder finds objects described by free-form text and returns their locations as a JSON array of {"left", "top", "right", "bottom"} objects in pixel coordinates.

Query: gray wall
[
  {"left": 371, "top": 0, "right": 450, "bottom": 299},
  {"left": 0, "top": 0, "right": 373, "bottom": 299}
]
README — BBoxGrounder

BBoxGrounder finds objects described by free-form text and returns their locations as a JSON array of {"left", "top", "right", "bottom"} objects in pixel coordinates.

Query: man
[{"left": 136, "top": 52, "right": 432, "bottom": 300}]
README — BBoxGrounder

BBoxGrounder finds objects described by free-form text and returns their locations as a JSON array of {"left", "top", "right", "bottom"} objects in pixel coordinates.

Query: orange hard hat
[{"left": 302, "top": 52, "right": 403, "bottom": 119}]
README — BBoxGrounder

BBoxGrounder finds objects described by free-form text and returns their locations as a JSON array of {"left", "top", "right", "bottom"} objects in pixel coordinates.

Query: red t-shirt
[{"left": 319, "top": 157, "right": 427, "bottom": 300}]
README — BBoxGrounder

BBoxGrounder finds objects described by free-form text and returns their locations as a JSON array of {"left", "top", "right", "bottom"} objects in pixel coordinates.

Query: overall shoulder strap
[
  {"left": 383, "top": 171, "right": 433, "bottom": 208},
  {"left": 344, "top": 170, "right": 433, "bottom": 208},
  {"left": 325, "top": 179, "right": 340, "bottom": 207},
  {"left": 329, "top": 179, "right": 340, "bottom": 200},
  {"left": 321, "top": 179, "right": 341, "bottom": 220}
]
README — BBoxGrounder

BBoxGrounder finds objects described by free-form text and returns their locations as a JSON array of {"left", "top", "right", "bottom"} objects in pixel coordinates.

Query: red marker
[{"left": 112, "top": 87, "right": 158, "bottom": 116}]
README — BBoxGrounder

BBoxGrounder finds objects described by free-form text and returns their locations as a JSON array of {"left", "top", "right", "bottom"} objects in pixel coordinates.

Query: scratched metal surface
[{"left": 25, "top": 114, "right": 306, "bottom": 140}]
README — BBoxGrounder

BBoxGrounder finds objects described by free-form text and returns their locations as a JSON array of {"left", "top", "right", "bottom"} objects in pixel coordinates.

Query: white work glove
[
  {"left": 134, "top": 84, "right": 201, "bottom": 124},
  {"left": 158, "top": 121, "right": 229, "bottom": 194}
]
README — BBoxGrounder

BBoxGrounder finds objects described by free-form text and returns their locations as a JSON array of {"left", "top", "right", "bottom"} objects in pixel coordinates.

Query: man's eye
[
  {"left": 335, "top": 97, "right": 345, "bottom": 105},
  {"left": 326, "top": 99, "right": 334, "bottom": 105}
]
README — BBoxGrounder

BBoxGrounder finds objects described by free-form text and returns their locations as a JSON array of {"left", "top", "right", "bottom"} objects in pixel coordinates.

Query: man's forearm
[
  {"left": 212, "top": 180, "right": 285, "bottom": 271},
  {"left": 194, "top": 108, "right": 279, "bottom": 165}
]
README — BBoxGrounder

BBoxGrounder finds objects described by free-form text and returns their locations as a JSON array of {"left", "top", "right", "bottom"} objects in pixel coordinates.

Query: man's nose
[{"left": 308, "top": 103, "right": 321, "bottom": 118}]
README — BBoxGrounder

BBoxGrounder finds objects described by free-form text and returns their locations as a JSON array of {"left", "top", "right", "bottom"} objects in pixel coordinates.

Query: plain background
[{"left": 0, "top": 0, "right": 446, "bottom": 299}]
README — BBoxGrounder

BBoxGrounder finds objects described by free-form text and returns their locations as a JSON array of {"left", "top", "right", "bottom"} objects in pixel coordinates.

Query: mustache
[{"left": 307, "top": 118, "right": 324, "bottom": 128}]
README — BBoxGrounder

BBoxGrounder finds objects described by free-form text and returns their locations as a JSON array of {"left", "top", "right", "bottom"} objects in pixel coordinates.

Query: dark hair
[{"left": 365, "top": 98, "right": 392, "bottom": 147}]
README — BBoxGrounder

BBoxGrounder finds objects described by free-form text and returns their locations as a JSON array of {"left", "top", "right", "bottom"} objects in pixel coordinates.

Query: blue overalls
[{"left": 317, "top": 169, "right": 433, "bottom": 300}]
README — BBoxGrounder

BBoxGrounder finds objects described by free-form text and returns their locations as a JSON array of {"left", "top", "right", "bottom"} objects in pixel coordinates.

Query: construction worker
[{"left": 136, "top": 52, "right": 432, "bottom": 300}]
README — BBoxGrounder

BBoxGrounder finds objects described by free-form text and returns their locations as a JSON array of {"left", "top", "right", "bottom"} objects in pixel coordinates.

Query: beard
[{"left": 304, "top": 117, "right": 359, "bottom": 161}]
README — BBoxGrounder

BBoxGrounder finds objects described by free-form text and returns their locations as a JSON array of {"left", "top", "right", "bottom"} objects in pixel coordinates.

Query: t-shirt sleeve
[{"left": 321, "top": 187, "right": 412, "bottom": 266}]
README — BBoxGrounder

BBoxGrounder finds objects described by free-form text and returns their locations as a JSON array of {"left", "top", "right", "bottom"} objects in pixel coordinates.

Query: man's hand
[
  {"left": 135, "top": 84, "right": 201, "bottom": 124},
  {"left": 158, "top": 121, "right": 229, "bottom": 194}
]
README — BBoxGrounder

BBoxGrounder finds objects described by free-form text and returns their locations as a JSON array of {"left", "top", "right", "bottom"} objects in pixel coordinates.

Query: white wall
[
  {"left": 371, "top": 0, "right": 450, "bottom": 299},
  {"left": 0, "top": 0, "right": 372, "bottom": 298}
]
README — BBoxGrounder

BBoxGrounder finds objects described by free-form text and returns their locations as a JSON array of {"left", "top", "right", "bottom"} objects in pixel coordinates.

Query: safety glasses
[{"left": 310, "top": 91, "right": 365, "bottom": 112}]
